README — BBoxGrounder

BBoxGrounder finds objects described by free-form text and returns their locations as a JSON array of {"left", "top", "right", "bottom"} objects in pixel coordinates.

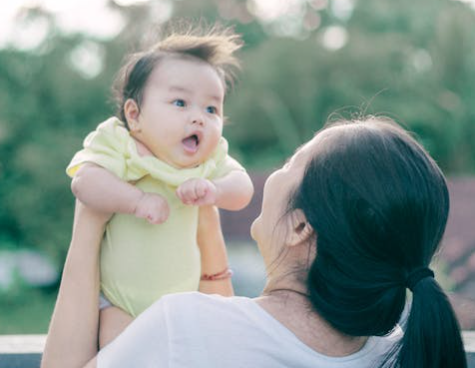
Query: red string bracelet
[{"left": 200, "top": 267, "right": 233, "bottom": 281}]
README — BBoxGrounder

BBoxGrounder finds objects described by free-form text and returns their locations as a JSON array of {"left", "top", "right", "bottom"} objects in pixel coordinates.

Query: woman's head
[
  {"left": 253, "top": 116, "right": 466, "bottom": 367},
  {"left": 291, "top": 118, "right": 449, "bottom": 331},
  {"left": 254, "top": 117, "right": 449, "bottom": 269}
]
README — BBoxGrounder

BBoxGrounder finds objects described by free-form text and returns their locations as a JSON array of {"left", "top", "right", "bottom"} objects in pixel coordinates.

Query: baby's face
[{"left": 132, "top": 57, "right": 225, "bottom": 169}]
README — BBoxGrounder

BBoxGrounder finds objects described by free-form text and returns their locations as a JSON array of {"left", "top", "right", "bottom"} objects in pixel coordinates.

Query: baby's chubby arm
[
  {"left": 71, "top": 163, "right": 169, "bottom": 224},
  {"left": 176, "top": 170, "right": 254, "bottom": 211}
]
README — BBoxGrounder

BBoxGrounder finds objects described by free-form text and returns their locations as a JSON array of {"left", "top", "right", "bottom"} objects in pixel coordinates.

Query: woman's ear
[
  {"left": 287, "top": 209, "right": 314, "bottom": 247},
  {"left": 124, "top": 99, "right": 141, "bottom": 133}
]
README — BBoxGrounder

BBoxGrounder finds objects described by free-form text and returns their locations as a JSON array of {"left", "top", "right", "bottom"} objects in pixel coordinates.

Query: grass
[{"left": 0, "top": 288, "right": 57, "bottom": 334}]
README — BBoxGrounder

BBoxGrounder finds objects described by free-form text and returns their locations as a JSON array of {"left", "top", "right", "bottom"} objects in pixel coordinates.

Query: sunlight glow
[
  {"left": 0, "top": 0, "right": 154, "bottom": 49},
  {"left": 322, "top": 26, "right": 348, "bottom": 50},
  {"left": 68, "top": 41, "right": 105, "bottom": 79},
  {"left": 114, "top": 0, "right": 150, "bottom": 6},
  {"left": 0, "top": 0, "right": 29, "bottom": 48},
  {"left": 247, "top": 0, "right": 305, "bottom": 22},
  {"left": 412, "top": 49, "right": 433, "bottom": 73},
  {"left": 55, "top": 6, "right": 125, "bottom": 39},
  {"left": 6, "top": 15, "right": 51, "bottom": 51},
  {"left": 331, "top": 0, "right": 354, "bottom": 21},
  {"left": 456, "top": 0, "right": 475, "bottom": 8},
  {"left": 149, "top": 0, "right": 174, "bottom": 24}
]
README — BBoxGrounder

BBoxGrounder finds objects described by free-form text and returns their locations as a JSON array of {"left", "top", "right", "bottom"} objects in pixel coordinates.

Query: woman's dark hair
[
  {"left": 290, "top": 117, "right": 466, "bottom": 367},
  {"left": 113, "top": 24, "right": 242, "bottom": 128}
]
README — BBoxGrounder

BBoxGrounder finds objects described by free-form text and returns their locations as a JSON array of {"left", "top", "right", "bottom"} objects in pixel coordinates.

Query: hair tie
[{"left": 406, "top": 267, "right": 434, "bottom": 291}]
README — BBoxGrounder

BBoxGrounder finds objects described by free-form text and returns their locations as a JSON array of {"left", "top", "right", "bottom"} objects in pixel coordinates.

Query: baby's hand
[
  {"left": 134, "top": 192, "right": 170, "bottom": 224},
  {"left": 176, "top": 179, "right": 218, "bottom": 206}
]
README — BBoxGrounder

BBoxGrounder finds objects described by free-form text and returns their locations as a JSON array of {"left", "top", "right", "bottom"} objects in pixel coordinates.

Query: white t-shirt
[{"left": 98, "top": 292, "right": 401, "bottom": 368}]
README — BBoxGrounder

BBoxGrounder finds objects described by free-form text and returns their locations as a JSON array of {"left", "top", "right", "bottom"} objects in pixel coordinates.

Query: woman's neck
[{"left": 256, "top": 286, "right": 368, "bottom": 357}]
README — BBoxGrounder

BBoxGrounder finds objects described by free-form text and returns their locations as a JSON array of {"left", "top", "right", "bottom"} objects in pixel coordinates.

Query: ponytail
[
  {"left": 395, "top": 278, "right": 466, "bottom": 368},
  {"left": 287, "top": 119, "right": 468, "bottom": 368}
]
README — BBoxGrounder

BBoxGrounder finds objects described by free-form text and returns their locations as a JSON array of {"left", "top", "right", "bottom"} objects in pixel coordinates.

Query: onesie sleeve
[
  {"left": 66, "top": 118, "right": 128, "bottom": 179},
  {"left": 209, "top": 154, "right": 246, "bottom": 180},
  {"left": 207, "top": 137, "right": 246, "bottom": 180}
]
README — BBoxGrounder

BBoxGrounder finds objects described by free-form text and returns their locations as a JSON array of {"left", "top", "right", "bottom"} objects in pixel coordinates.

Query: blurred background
[{"left": 1, "top": 0, "right": 475, "bottom": 334}]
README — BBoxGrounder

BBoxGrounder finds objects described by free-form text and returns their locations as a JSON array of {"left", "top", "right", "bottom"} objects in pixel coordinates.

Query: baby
[{"left": 66, "top": 26, "right": 253, "bottom": 345}]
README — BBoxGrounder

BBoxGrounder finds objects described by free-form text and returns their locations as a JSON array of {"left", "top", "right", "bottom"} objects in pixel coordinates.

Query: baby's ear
[
  {"left": 124, "top": 99, "right": 141, "bottom": 132},
  {"left": 287, "top": 209, "right": 314, "bottom": 247}
]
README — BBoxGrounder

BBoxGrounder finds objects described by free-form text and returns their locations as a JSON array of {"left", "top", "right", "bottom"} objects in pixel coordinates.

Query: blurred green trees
[{"left": 0, "top": 0, "right": 474, "bottom": 291}]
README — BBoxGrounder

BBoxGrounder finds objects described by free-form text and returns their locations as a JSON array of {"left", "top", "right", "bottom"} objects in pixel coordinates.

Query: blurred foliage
[
  {"left": 0, "top": 0, "right": 475, "bottom": 331},
  {"left": 0, "top": 286, "right": 57, "bottom": 333}
]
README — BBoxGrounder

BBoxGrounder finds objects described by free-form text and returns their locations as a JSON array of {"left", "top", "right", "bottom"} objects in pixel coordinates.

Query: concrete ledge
[
  {"left": 0, "top": 335, "right": 45, "bottom": 368},
  {"left": 0, "top": 333, "right": 474, "bottom": 367},
  {"left": 465, "top": 331, "right": 475, "bottom": 367}
]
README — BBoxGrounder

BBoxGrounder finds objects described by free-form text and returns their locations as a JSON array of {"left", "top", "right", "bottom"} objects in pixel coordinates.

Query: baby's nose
[
  {"left": 191, "top": 112, "right": 205, "bottom": 126},
  {"left": 192, "top": 118, "right": 204, "bottom": 125}
]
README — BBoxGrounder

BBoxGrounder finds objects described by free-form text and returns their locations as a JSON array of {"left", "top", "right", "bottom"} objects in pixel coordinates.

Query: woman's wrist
[
  {"left": 72, "top": 201, "right": 110, "bottom": 252},
  {"left": 201, "top": 267, "right": 233, "bottom": 281}
]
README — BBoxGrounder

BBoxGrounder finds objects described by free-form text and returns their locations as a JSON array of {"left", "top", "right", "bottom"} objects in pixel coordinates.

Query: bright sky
[
  {"left": 1, "top": 0, "right": 473, "bottom": 50},
  {"left": 0, "top": 0, "right": 151, "bottom": 49},
  {"left": 0, "top": 0, "right": 356, "bottom": 49}
]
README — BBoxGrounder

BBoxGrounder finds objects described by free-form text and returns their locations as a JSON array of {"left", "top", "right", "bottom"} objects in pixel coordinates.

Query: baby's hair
[{"left": 113, "top": 23, "right": 243, "bottom": 129}]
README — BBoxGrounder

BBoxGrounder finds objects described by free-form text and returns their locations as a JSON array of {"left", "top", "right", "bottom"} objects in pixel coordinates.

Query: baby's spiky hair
[
  {"left": 114, "top": 23, "right": 243, "bottom": 127},
  {"left": 154, "top": 24, "right": 243, "bottom": 87}
]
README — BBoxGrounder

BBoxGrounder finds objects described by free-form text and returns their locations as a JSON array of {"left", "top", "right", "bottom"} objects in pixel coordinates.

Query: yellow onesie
[{"left": 67, "top": 117, "right": 244, "bottom": 317}]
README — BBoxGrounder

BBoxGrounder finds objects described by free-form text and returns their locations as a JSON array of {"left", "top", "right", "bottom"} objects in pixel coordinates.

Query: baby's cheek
[{"left": 205, "top": 133, "right": 221, "bottom": 155}]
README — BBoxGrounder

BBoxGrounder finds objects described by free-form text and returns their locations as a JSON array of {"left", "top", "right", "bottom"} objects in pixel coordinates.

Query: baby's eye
[
  {"left": 206, "top": 106, "right": 217, "bottom": 114},
  {"left": 173, "top": 99, "right": 186, "bottom": 107}
]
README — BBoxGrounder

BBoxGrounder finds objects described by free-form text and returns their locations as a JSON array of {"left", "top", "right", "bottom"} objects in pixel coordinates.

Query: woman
[{"left": 42, "top": 117, "right": 467, "bottom": 368}]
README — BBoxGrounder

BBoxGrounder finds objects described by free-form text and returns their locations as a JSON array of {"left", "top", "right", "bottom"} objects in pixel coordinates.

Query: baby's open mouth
[{"left": 182, "top": 133, "right": 200, "bottom": 153}]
